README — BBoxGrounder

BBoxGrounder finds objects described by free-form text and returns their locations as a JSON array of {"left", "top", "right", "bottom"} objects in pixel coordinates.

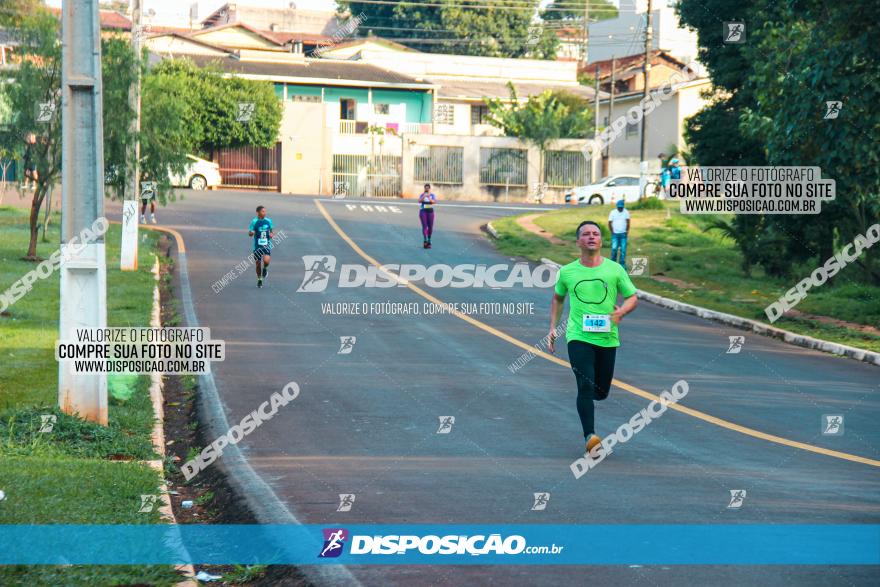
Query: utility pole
[
  {"left": 59, "top": 0, "right": 109, "bottom": 424},
  {"left": 580, "top": 0, "right": 590, "bottom": 66},
  {"left": 120, "top": 0, "right": 142, "bottom": 271},
  {"left": 593, "top": 64, "right": 600, "bottom": 134},
  {"left": 592, "top": 63, "right": 600, "bottom": 183},
  {"left": 639, "top": 0, "right": 653, "bottom": 199},
  {"left": 603, "top": 56, "right": 615, "bottom": 179}
]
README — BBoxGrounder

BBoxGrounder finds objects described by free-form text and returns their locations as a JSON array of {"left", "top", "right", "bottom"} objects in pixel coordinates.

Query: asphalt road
[{"left": 148, "top": 189, "right": 878, "bottom": 586}]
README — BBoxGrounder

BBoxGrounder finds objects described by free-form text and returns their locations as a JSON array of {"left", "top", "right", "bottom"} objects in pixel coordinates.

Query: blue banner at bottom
[{"left": 0, "top": 525, "right": 877, "bottom": 565}]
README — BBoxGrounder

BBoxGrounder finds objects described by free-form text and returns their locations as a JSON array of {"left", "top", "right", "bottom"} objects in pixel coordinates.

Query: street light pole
[
  {"left": 639, "top": 0, "right": 654, "bottom": 199},
  {"left": 593, "top": 63, "right": 599, "bottom": 183},
  {"left": 603, "top": 56, "right": 615, "bottom": 179},
  {"left": 581, "top": 0, "right": 589, "bottom": 66},
  {"left": 120, "top": 0, "right": 142, "bottom": 271},
  {"left": 58, "top": 0, "right": 109, "bottom": 424}
]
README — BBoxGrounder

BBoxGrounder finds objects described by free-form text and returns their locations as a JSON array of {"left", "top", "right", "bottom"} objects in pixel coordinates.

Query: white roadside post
[
  {"left": 58, "top": 0, "right": 108, "bottom": 424},
  {"left": 120, "top": 0, "right": 142, "bottom": 271}
]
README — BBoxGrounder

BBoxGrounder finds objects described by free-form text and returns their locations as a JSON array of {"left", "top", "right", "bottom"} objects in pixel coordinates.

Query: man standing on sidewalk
[{"left": 608, "top": 199, "right": 631, "bottom": 267}]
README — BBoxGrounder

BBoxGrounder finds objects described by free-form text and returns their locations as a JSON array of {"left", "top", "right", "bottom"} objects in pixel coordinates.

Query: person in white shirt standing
[{"left": 608, "top": 199, "right": 631, "bottom": 267}]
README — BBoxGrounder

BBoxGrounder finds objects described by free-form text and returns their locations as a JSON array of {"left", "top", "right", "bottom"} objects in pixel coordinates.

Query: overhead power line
[{"left": 342, "top": 1, "right": 635, "bottom": 13}]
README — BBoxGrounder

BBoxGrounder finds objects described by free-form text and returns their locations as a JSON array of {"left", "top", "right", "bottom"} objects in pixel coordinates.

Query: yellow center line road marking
[
  {"left": 315, "top": 200, "right": 880, "bottom": 468},
  {"left": 140, "top": 223, "right": 187, "bottom": 253},
  {"left": 110, "top": 220, "right": 188, "bottom": 253}
]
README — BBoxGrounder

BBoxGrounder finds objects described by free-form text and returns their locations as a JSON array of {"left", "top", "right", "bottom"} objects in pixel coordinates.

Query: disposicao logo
[
  {"left": 297, "top": 255, "right": 557, "bottom": 291},
  {"left": 318, "top": 528, "right": 348, "bottom": 558}
]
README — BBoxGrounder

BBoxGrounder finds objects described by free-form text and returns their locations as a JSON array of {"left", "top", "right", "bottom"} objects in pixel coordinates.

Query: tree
[
  {"left": 435, "top": 1, "right": 538, "bottom": 57},
  {"left": 486, "top": 84, "right": 592, "bottom": 184},
  {"left": 0, "top": 10, "right": 283, "bottom": 258},
  {"left": 105, "top": 56, "right": 283, "bottom": 203},
  {"left": 541, "top": 0, "right": 618, "bottom": 22},
  {"left": 0, "top": 0, "right": 43, "bottom": 24},
  {"left": 741, "top": 0, "right": 880, "bottom": 283},
  {"left": 101, "top": 35, "right": 140, "bottom": 201},
  {"left": 339, "top": 0, "right": 547, "bottom": 58},
  {"left": 678, "top": 0, "right": 880, "bottom": 282},
  {"left": 147, "top": 59, "right": 282, "bottom": 158},
  {"left": 98, "top": 0, "right": 130, "bottom": 11},
  {"left": 525, "top": 27, "right": 560, "bottom": 60},
  {"left": 0, "top": 9, "right": 62, "bottom": 259}
]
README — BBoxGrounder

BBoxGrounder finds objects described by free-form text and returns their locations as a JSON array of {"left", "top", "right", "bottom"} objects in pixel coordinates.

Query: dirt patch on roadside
[
  {"left": 784, "top": 308, "right": 880, "bottom": 336},
  {"left": 516, "top": 214, "right": 567, "bottom": 245},
  {"left": 157, "top": 235, "right": 312, "bottom": 587},
  {"left": 650, "top": 273, "right": 700, "bottom": 290}
]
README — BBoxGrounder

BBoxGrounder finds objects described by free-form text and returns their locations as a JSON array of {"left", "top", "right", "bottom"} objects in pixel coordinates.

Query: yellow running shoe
[{"left": 586, "top": 434, "right": 603, "bottom": 458}]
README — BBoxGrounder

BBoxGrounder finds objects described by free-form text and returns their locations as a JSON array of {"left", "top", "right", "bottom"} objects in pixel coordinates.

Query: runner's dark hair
[
  {"left": 256, "top": 205, "right": 265, "bottom": 213},
  {"left": 576, "top": 220, "right": 602, "bottom": 239}
]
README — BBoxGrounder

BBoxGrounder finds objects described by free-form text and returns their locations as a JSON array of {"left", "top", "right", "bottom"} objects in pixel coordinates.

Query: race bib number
[
  {"left": 257, "top": 232, "right": 268, "bottom": 246},
  {"left": 583, "top": 314, "right": 611, "bottom": 333}
]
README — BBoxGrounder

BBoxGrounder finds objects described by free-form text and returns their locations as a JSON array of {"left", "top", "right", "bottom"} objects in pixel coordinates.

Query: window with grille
[
  {"left": 471, "top": 105, "right": 491, "bottom": 125},
  {"left": 479, "top": 148, "right": 527, "bottom": 186},
  {"left": 626, "top": 119, "right": 639, "bottom": 138},
  {"left": 414, "top": 146, "right": 463, "bottom": 184},
  {"left": 544, "top": 151, "right": 589, "bottom": 187},
  {"left": 434, "top": 103, "right": 455, "bottom": 125}
]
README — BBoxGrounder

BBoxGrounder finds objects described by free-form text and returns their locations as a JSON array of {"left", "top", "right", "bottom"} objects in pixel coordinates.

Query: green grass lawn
[
  {"left": 491, "top": 201, "right": 880, "bottom": 352},
  {"left": 0, "top": 206, "right": 183, "bottom": 586}
]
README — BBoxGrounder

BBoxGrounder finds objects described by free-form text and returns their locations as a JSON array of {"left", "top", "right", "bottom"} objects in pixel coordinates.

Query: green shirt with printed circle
[{"left": 554, "top": 258, "right": 637, "bottom": 347}]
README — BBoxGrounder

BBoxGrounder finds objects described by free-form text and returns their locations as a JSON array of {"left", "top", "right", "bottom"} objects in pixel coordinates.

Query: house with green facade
[
  {"left": 149, "top": 31, "right": 436, "bottom": 136},
  {"left": 145, "top": 30, "right": 592, "bottom": 200}
]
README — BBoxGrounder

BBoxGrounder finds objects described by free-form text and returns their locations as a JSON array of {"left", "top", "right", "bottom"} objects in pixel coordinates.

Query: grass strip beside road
[
  {"left": 490, "top": 201, "right": 880, "bottom": 352},
  {"left": 0, "top": 206, "right": 182, "bottom": 586}
]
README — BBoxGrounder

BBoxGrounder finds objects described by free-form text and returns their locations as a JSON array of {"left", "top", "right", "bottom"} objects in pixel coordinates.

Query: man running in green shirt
[{"left": 548, "top": 220, "right": 639, "bottom": 457}]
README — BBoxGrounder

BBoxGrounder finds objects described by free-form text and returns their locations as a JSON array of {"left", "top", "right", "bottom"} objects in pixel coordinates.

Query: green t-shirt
[{"left": 554, "top": 257, "right": 637, "bottom": 347}]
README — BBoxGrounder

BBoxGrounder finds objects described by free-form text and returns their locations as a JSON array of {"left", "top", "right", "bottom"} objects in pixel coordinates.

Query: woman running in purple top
[{"left": 418, "top": 183, "right": 436, "bottom": 249}]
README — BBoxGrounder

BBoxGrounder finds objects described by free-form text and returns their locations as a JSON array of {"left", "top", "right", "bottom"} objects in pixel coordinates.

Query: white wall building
[
  {"left": 319, "top": 38, "right": 600, "bottom": 138},
  {"left": 595, "top": 77, "right": 711, "bottom": 176}
]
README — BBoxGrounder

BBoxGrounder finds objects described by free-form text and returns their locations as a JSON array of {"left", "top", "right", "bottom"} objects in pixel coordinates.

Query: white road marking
[{"left": 325, "top": 198, "right": 556, "bottom": 212}]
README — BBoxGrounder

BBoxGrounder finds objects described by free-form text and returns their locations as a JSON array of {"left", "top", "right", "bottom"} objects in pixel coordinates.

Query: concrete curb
[
  {"left": 536, "top": 257, "right": 880, "bottom": 366},
  {"left": 636, "top": 289, "right": 880, "bottom": 366},
  {"left": 147, "top": 256, "right": 198, "bottom": 587},
  {"left": 483, "top": 222, "right": 499, "bottom": 239},
  {"left": 163, "top": 232, "right": 363, "bottom": 587}
]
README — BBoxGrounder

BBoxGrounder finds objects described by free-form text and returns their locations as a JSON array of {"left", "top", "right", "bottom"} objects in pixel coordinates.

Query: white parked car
[
  {"left": 170, "top": 155, "right": 222, "bottom": 190},
  {"left": 564, "top": 175, "right": 643, "bottom": 206}
]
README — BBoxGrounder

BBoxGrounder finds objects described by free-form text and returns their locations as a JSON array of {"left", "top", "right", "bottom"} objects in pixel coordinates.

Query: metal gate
[
  {"left": 544, "top": 150, "right": 590, "bottom": 187},
  {"left": 332, "top": 154, "right": 402, "bottom": 198},
  {"left": 216, "top": 143, "right": 281, "bottom": 191}
]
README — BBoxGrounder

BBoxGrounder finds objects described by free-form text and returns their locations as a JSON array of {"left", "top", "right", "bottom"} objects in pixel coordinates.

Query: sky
[
  {"left": 44, "top": 1, "right": 340, "bottom": 25},
  {"left": 43, "top": 0, "right": 641, "bottom": 28}
]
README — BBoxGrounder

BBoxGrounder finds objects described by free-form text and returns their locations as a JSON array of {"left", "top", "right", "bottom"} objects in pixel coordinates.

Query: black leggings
[{"left": 567, "top": 340, "right": 617, "bottom": 439}]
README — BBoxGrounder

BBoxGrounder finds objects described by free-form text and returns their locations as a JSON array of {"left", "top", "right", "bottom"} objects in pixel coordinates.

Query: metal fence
[
  {"left": 544, "top": 150, "right": 590, "bottom": 187},
  {"left": 479, "top": 147, "right": 527, "bottom": 186},
  {"left": 332, "top": 154, "right": 402, "bottom": 198},
  {"left": 0, "top": 158, "right": 16, "bottom": 181},
  {"left": 216, "top": 143, "right": 281, "bottom": 190},
  {"left": 414, "top": 146, "right": 464, "bottom": 184}
]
